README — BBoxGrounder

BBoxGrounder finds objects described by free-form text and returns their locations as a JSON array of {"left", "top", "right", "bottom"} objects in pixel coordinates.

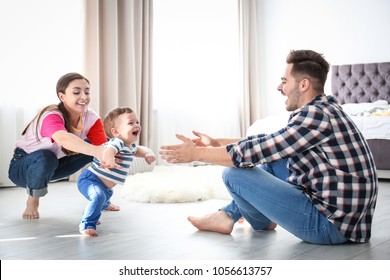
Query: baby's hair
[{"left": 103, "top": 107, "right": 134, "bottom": 138}]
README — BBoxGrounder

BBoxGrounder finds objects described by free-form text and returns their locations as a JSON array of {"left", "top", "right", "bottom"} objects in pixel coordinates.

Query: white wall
[
  {"left": 0, "top": 0, "right": 84, "bottom": 186},
  {"left": 258, "top": 0, "right": 390, "bottom": 116}
]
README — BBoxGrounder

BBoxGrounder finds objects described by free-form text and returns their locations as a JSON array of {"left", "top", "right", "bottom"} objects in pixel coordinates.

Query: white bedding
[
  {"left": 341, "top": 100, "right": 390, "bottom": 140},
  {"left": 247, "top": 100, "right": 390, "bottom": 140},
  {"left": 347, "top": 115, "right": 390, "bottom": 140}
]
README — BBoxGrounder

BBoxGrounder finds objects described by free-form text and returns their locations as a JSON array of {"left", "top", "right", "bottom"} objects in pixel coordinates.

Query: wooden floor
[{"left": 1, "top": 179, "right": 390, "bottom": 260}]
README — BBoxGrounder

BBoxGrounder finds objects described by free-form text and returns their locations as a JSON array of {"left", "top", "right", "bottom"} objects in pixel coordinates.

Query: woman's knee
[{"left": 34, "top": 150, "right": 58, "bottom": 169}]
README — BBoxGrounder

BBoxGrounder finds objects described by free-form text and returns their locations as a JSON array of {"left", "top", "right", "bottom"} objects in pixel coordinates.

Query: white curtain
[
  {"left": 152, "top": 0, "right": 241, "bottom": 163},
  {"left": 238, "top": 0, "right": 265, "bottom": 136},
  {"left": 84, "top": 0, "right": 153, "bottom": 147}
]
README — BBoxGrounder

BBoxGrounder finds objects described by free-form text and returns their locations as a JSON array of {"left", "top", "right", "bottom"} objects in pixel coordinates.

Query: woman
[{"left": 8, "top": 72, "right": 120, "bottom": 219}]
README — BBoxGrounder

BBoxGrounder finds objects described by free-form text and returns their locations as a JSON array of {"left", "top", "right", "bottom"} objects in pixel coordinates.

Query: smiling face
[
  {"left": 277, "top": 64, "right": 303, "bottom": 112},
  {"left": 110, "top": 112, "right": 141, "bottom": 145},
  {"left": 57, "top": 78, "right": 90, "bottom": 116}
]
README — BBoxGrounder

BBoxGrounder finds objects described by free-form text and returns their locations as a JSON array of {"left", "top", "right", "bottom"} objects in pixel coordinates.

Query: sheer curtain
[
  {"left": 0, "top": 0, "right": 84, "bottom": 186},
  {"left": 84, "top": 0, "right": 153, "bottom": 147},
  {"left": 152, "top": 0, "right": 241, "bottom": 163},
  {"left": 238, "top": 0, "right": 265, "bottom": 135}
]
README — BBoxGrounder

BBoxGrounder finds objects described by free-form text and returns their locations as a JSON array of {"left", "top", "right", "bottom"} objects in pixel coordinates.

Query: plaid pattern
[{"left": 227, "top": 94, "right": 378, "bottom": 243}]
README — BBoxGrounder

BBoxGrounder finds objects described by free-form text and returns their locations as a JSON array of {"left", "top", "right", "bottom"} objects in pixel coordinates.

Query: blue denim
[
  {"left": 8, "top": 148, "right": 93, "bottom": 197},
  {"left": 220, "top": 159, "right": 348, "bottom": 245},
  {"left": 77, "top": 169, "right": 112, "bottom": 231}
]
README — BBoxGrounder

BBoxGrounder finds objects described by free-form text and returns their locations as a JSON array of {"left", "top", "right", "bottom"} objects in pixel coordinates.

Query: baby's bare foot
[
  {"left": 188, "top": 211, "right": 234, "bottom": 234},
  {"left": 23, "top": 196, "right": 40, "bottom": 219},
  {"left": 80, "top": 228, "right": 98, "bottom": 237},
  {"left": 105, "top": 203, "right": 120, "bottom": 211}
]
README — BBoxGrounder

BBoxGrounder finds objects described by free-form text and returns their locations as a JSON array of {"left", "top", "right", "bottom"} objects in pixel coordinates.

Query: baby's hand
[
  {"left": 100, "top": 161, "right": 122, "bottom": 170},
  {"left": 144, "top": 154, "right": 156, "bottom": 165}
]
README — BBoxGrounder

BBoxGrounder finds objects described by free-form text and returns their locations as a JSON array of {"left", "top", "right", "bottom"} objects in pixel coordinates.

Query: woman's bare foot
[
  {"left": 80, "top": 228, "right": 98, "bottom": 237},
  {"left": 23, "top": 196, "right": 40, "bottom": 219},
  {"left": 105, "top": 203, "right": 120, "bottom": 211},
  {"left": 187, "top": 211, "right": 234, "bottom": 234}
]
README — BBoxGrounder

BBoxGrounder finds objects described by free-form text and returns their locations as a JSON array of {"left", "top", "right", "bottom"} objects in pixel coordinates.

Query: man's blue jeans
[
  {"left": 8, "top": 148, "right": 93, "bottom": 197},
  {"left": 220, "top": 160, "right": 348, "bottom": 245}
]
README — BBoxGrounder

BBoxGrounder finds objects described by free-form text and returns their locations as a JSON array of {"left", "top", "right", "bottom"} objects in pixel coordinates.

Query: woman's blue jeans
[
  {"left": 220, "top": 160, "right": 348, "bottom": 245},
  {"left": 77, "top": 170, "right": 112, "bottom": 231},
  {"left": 8, "top": 148, "right": 93, "bottom": 197}
]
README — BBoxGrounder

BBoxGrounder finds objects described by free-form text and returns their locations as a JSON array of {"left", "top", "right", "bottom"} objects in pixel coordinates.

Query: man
[{"left": 160, "top": 50, "right": 378, "bottom": 244}]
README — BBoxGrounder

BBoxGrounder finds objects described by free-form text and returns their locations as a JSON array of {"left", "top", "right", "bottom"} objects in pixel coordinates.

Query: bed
[{"left": 331, "top": 62, "right": 390, "bottom": 179}]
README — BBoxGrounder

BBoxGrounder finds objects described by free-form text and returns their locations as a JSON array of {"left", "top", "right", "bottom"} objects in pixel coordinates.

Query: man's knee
[{"left": 222, "top": 167, "right": 236, "bottom": 183}]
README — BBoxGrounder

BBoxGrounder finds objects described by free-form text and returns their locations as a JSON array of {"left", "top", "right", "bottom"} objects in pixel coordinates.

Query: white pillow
[{"left": 128, "top": 146, "right": 156, "bottom": 175}]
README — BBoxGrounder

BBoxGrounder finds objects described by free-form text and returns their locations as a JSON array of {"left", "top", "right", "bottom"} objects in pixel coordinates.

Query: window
[{"left": 153, "top": 0, "right": 241, "bottom": 159}]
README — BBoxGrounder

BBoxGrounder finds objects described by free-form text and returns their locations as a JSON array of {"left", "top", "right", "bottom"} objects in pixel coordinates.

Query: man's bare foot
[
  {"left": 187, "top": 211, "right": 234, "bottom": 234},
  {"left": 23, "top": 196, "right": 40, "bottom": 219},
  {"left": 105, "top": 203, "right": 120, "bottom": 211},
  {"left": 80, "top": 228, "right": 98, "bottom": 237}
]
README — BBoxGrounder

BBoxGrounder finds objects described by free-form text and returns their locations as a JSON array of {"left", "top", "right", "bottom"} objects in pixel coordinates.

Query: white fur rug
[{"left": 120, "top": 165, "right": 231, "bottom": 203}]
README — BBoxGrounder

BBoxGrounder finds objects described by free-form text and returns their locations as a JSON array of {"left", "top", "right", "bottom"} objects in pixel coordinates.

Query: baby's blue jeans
[{"left": 77, "top": 169, "right": 112, "bottom": 231}]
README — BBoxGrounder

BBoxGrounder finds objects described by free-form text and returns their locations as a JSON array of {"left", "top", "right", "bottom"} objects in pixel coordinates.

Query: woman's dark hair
[
  {"left": 22, "top": 72, "right": 90, "bottom": 154},
  {"left": 286, "top": 50, "right": 330, "bottom": 92}
]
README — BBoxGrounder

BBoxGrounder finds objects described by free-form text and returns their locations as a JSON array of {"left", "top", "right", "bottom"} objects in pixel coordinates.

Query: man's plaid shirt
[{"left": 226, "top": 94, "right": 378, "bottom": 243}]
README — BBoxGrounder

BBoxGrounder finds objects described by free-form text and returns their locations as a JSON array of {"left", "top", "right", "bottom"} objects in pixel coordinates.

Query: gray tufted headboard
[
  {"left": 331, "top": 62, "right": 390, "bottom": 104},
  {"left": 331, "top": 62, "right": 390, "bottom": 176}
]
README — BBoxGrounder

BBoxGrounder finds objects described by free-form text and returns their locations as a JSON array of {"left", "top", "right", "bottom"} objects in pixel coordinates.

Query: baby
[{"left": 77, "top": 107, "right": 156, "bottom": 236}]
